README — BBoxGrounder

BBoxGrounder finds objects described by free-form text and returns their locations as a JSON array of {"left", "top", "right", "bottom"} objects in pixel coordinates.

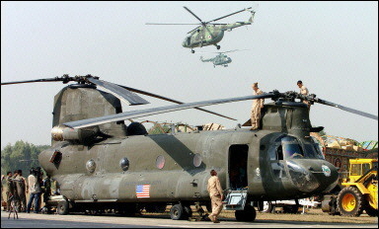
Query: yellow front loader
[{"left": 336, "top": 159, "right": 378, "bottom": 216}]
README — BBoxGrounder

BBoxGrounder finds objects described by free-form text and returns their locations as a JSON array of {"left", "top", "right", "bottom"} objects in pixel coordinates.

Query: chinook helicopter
[
  {"left": 1, "top": 74, "right": 377, "bottom": 222},
  {"left": 200, "top": 49, "right": 247, "bottom": 67},
  {"left": 146, "top": 6, "right": 256, "bottom": 53}
]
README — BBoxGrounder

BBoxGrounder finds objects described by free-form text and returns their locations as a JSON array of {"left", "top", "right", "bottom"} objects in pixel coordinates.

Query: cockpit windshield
[
  {"left": 272, "top": 135, "right": 325, "bottom": 160},
  {"left": 304, "top": 143, "right": 325, "bottom": 159},
  {"left": 281, "top": 136, "right": 304, "bottom": 159}
]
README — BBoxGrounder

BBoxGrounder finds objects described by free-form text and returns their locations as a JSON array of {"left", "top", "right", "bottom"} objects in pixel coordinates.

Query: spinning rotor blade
[
  {"left": 145, "top": 23, "right": 200, "bottom": 25},
  {"left": 87, "top": 77, "right": 149, "bottom": 106},
  {"left": 183, "top": 6, "right": 216, "bottom": 38},
  {"left": 183, "top": 6, "right": 205, "bottom": 25},
  {"left": 313, "top": 97, "right": 378, "bottom": 121},
  {"left": 64, "top": 92, "right": 275, "bottom": 129},
  {"left": 117, "top": 84, "right": 237, "bottom": 121},
  {"left": 206, "top": 7, "right": 253, "bottom": 23},
  {"left": 222, "top": 49, "right": 249, "bottom": 54}
]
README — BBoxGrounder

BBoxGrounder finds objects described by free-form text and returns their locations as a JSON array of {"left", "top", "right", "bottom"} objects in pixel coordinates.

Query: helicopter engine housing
[{"left": 51, "top": 125, "right": 100, "bottom": 143}]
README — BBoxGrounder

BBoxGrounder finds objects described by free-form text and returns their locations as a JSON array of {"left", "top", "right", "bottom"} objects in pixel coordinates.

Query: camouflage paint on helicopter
[
  {"left": 147, "top": 6, "right": 256, "bottom": 53},
  {"left": 1, "top": 75, "right": 377, "bottom": 221}
]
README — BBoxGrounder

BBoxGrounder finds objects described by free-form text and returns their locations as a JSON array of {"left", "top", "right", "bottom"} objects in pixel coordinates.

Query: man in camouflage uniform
[
  {"left": 14, "top": 170, "right": 27, "bottom": 212},
  {"left": 1, "top": 172, "right": 13, "bottom": 212}
]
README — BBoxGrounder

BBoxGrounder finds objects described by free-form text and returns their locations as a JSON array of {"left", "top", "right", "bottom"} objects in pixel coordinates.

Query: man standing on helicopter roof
[
  {"left": 297, "top": 80, "right": 311, "bottom": 108},
  {"left": 250, "top": 82, "right": 264, "bottom": 130}
]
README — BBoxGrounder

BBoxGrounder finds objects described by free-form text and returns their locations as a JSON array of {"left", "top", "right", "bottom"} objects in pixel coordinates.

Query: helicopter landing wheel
[
  {"left": 170, "top": 204, "right": 186, "bottom": 220},
  {"left": 191, "top": 49, "right": 195, "bottom": 54},
  {"left": 216, "top": 45, "right": 221, "bottom": 50},
  {"left": 235, "top": 204, "right": 256, "bottom": 221},
  {"left": 57, "top": 200, "right": 69, "bottom": 215}
]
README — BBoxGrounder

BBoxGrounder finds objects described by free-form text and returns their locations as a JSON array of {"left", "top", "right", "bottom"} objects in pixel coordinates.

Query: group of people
[
  {"left": 250, "top": 80, "right": 310, "bottom": 130},
  {"left": 1, "top": 167, "right": 44, "bottom": 213}
]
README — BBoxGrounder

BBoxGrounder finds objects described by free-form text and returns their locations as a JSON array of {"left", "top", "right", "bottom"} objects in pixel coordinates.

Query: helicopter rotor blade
[
  {"left": 145, "top": 23, "right": 201, "bottom": 25},
  {"left": 183, "top": 6, "right": 205, "bottom": 25},
  {"left": 64, "top": 92, "right": 276, "bottom": 129},
  {"left": 206, "top": 7, "right": 253, "bottom": 23},
  {"left": 1, "top": 78, "right": 60, "bottom": 85},
  {"left": 222, "top": 49, "right": 249, "bottom": 54},
  {"left": 313, "top": 97, "right": 378, "bottom": 121},
  {"left": 117, "top": 84, "right": 237, "bottom": 121},
  {"left": 1, "top": 75, "right": 74, "bottom": 85},
  {"left": 1, "top": 74, "right": 236, "bottom": 121},
  {"left": 86, "top": 77, "right": 149, "bottom": 106},
  {"left": 183, "top": 6, "right": 214, "bottom": 39},
  {"left": 292, "top": 92, "right": 378, "bottom": 121}
]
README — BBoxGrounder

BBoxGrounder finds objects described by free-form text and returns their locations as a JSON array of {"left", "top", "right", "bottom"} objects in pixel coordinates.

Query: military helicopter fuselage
[
  {"left": 201, "top": 53, "right": 232, "bottom": 67},
  {"left": 182, "top": 26, "right": 224, "bottom": 49},
  {"left": 4, "top": 75, "right": 375, "bottom": 221},
  {"left": 36, "top": 84, "right": 339, "bottom": 220},
  {"left": 40, "top": 125, "right": 337, "bottom": 202},
  {"left": 147, "top": 6, "right": 255, "bottom": 53}
]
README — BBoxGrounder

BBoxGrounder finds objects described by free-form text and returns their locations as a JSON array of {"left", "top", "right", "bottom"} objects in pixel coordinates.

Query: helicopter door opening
[
  {"left": 185, "top": 36, "right": 191, "bottom": 46},
  {"left": 228, "top": 145, "right": 248, "bottom": 190}
]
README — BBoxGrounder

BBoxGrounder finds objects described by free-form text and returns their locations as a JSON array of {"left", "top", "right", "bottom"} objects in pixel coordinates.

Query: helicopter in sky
[
  {"left": 200, "top": 49, "right": 248, "bottom": 67},
  {"left": 146, "top": 6, "right": 256, "bottom": 53},
  {"left": 1, "top": 75, "right": 377, "bottom": 221}
]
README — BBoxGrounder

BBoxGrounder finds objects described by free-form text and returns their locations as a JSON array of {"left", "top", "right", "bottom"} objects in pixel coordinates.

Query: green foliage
[{"left": 1, "top": 140, "right": 50, "bottom": 176}]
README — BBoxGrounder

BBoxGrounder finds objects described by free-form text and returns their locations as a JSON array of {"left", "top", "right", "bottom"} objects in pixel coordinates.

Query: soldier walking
[{"left": 207, "top": 169, "right": 224, "bottom": 223}]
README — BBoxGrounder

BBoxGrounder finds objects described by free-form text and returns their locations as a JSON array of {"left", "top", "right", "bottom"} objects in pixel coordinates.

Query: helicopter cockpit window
[
  {"left": 156, "top": 155, "right": 165, "bottom": 170},
  {"left": 86, "top": 159, "right": 96, "bottom": 173},
  {"left": 304, "top": 143, "right": 325, "bottom": 159},
  {"left": 120, "top": 157, "right": 130, "bottom": 171},
  {"left": 276, "top": 145, "right": 284, "bottom": 160},
  {"left": 281, "top": 136, "right": 304, "bottom": 159},
  {"left": 193, "top": 154, "right": 202, "bottom": 167},
  {"left": 185, "top": 36, "right": 191, "bottom": 46}
]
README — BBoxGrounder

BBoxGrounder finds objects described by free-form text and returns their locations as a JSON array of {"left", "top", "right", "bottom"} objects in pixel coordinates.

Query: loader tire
[{"left": 337, "top": 186, "right": 364, "bottom": 217}]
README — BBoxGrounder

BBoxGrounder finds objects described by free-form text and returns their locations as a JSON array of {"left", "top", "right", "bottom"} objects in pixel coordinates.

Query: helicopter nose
[
  {"left": 286, "top": 160, "right": 338, "bottom": 194},
  {"left": 182, "top": 37, "right": 190, "bottom": 48},
  {"left": 286, "top": 160, "right": 319, "bottom": 193}
]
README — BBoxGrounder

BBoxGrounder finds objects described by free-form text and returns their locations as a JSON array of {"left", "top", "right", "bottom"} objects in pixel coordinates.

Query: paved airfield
[{"left": 2, "top": 211, "right": 377, "bottom": 228}]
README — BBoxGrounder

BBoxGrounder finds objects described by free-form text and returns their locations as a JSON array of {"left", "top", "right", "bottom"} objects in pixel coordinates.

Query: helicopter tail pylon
[{"left": 248, "top": 10, "right": 256, "bottom": 23}]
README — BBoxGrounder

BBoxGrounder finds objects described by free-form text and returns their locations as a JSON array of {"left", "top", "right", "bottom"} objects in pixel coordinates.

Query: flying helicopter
[
  {"left": 146, "top": 6, "right": 256, "bottom": 53},
  {"left": 200, "top": 49, "right": 248, "bottom": 67},
  {"left": 1, "top": 75, "right": 377, "bottom": 222}
]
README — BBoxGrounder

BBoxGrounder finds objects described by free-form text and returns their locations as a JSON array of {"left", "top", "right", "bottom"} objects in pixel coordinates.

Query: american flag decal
[{"left": 136, "top": 184, "right": 150, "bottom": 198}]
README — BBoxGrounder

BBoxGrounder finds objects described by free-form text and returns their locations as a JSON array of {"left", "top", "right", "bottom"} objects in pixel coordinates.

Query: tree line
[{"left": 1, "top": 140, "right": 50, "bottom": 176}]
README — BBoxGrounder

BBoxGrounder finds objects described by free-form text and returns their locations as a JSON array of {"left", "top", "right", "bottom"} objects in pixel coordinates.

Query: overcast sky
[{"left": 1, "top": 1, "right": 378, "bottom": 149}]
